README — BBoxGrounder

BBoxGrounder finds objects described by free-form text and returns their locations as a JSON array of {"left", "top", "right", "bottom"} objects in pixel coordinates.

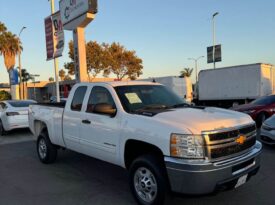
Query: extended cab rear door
[
  {"left": 80, "top": 85, "right": 120, "bottom": 164},
  {"left": 63, "top": 86, "right": 88, "bottom": 152}
]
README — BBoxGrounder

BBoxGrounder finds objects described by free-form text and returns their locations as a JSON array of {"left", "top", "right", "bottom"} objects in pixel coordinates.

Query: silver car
[{"left": 261, "top": 114, "right": 275, "bottom": 145}]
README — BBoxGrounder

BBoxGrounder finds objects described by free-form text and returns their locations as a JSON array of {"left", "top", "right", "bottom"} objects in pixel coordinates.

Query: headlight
[{"left": 170, "top": 134, "right": 205, "bottom": 159}]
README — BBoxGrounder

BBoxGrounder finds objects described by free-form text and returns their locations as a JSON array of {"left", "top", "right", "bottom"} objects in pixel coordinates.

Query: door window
[
  {"left": 71, "top": 86, "right": 87, "bottom": 111},
  {"left": 86, "top": 86, "right": 116, "bottom": 113}
]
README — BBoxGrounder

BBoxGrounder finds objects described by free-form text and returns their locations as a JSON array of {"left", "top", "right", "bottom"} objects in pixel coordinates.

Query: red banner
[{"left": 44, "top": 16, "right": 54, "bottom": 60}]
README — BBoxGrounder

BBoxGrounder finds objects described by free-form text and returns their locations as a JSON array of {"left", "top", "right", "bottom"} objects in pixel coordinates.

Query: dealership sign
[
  {"left": 207, "top": 44, "right": 222, "bottom": 64},
  {"left": 44, "top": 11, "right": 64, "bottom": 60},
  {"left": 59, "top": 0, "right": 97, "bottom": 29},
  {"left": 9, "top": 68, "right": 19, "bottom": 85}
]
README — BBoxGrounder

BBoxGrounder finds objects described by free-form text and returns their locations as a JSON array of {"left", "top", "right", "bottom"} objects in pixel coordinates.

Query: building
[{"left": 0, "top": 83, "right": 10, "bottom": 92}]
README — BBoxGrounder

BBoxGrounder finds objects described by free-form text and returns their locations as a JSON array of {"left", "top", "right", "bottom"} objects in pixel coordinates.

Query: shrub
[{"left": 0, "top": 90, "right": 11, "bottom": 101}]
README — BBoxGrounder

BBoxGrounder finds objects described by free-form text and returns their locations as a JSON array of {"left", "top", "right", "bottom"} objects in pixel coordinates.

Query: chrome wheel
[
  {"left": 38, "top": 138, "right": 47, "bottom": 159},
  {"left": 134, "top": 167, "right": 158, "bottom": 203}
]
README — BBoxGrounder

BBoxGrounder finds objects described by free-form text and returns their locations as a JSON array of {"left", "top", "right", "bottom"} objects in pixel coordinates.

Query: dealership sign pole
[
  {"left": 45, "top": 0, "right": 65, "bottom": 102},
  {"left": 59, "top": 0, "right": 97, "bottom": 83}
]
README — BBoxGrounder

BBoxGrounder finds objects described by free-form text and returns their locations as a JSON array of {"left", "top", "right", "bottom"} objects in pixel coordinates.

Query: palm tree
[
  {"left": 180, "top": 68, "right": 193, "bottom": 78},
  {"left": 0, "top": 22, "right": 7, "bottom": 34},
  {"left": 0, "top": 22, "right": 22, "bottom": 99},
  {"left": 0, "top": 31, "right": 22, "bottom": 71},
  {"left": 21, "top": 69, "right": 33, "bottom": 99}
]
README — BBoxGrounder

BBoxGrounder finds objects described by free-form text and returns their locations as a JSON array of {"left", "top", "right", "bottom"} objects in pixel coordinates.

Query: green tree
[
  {"left": 104, "top": 42, "right": 143, "bottom": 80},
  {"left": 49, "top": 77, "right": 54, "bottom": 82},
  {"left": 64, "top": 41, "right": 75, "bottom": 75},
  {"left": 0, "top": 90, "right": 11, "bottom": 101},
  {"left": 64, "top": 75, "right": 72, "bottom": 81},
  {"left": 64, "top": 40, "right": 108, "bottom": 79},
  {"left": 64, "top": 41, "right": 143, "bottom": 81},
  {"left": 86, "top": 41, "right": 109, "bottom": 79},
  {"left": 180, "top": 68, "right": 193, "bottom": 78},
  {"left": 59, "top": 69, "right": 66, "bottom": 81}
]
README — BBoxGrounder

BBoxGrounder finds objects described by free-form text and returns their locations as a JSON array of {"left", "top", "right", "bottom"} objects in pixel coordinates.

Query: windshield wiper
[
  {"left": 134, "top": 104, "right": 169, "bottom": 112},
  {"left": 169, "top": 103, "right": 190, "bottom": 108}
]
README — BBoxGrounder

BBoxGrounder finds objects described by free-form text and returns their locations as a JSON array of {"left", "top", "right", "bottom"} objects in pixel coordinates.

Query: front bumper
[{"left": 165, "top": 141, "right": 262, "bottom": 195}]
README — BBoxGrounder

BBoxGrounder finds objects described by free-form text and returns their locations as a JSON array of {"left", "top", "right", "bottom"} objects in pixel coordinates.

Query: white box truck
[
  {"left": 197, "top": 63, "right": 275, "bottom": 107},
  {"left": 140, "top": 76, "right": 193, "bottom": 103}
]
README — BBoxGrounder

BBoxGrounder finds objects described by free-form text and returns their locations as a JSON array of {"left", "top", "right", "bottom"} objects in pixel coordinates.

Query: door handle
[{"left": 82, "top": 119, "right": 91, "bottom": 124}]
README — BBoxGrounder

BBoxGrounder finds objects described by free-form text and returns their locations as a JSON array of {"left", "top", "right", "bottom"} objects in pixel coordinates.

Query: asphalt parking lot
[{"left": 0, "top": 130, "right": 275, "bottom": 205}]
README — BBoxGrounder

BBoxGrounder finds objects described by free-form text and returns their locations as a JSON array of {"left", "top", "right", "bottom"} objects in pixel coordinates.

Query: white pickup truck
[{"left": 29, "top": 81, "right": 262, "bottom": 205}]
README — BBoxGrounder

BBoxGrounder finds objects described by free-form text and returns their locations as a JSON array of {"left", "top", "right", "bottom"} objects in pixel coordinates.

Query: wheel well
[
  {"left": 33, "top": 120, "right": 48, "bottom": 138},
  {"left": 124, "top": 140, "right": 164, "bottom": 170}
]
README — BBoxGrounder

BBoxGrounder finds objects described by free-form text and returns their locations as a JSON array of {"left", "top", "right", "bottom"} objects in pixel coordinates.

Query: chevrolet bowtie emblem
[{"left": 236, "top": 135, "right": 246, "bottom": 145}]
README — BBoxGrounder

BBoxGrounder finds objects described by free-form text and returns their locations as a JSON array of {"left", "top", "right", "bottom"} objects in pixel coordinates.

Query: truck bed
[{"left": 36, "top": 102, "right": 66, "bottom": 108}]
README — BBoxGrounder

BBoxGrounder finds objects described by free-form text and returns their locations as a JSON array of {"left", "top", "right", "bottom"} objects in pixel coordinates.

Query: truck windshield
[{"left": 115, "top": 85, "right": 188, "bottom": 113}]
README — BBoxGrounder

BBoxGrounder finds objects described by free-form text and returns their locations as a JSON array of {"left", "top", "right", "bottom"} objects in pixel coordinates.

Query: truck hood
[{"left": 152, "top": 107, "right": 253, "bottom": 134}]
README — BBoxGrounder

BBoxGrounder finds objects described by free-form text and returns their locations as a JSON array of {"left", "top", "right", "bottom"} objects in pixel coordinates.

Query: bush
[{"left": 0, "top": 90, "right": 11, "bottom": 101}]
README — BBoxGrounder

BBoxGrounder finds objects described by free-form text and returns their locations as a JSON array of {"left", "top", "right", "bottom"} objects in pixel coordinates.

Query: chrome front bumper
[{"left": 165, "top": 141, "right": 262, "bottom": 194}]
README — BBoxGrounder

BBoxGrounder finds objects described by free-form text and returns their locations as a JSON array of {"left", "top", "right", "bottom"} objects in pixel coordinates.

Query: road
[{"left": 0, "top": 130, "right": 274, "bottom": 205}]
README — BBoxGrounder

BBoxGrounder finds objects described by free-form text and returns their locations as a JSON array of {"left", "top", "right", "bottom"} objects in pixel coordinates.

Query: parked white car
[
  {"left": 261, "top": 114, "right": 275, "bottom": 144},
  {"left": 0, "top": 100, "right": 36, "bottom": 135}
]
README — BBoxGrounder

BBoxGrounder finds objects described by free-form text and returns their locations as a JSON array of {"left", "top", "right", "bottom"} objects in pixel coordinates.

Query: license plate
[{"left": 235, "top": 174, "right": 248, "bottom": 188}]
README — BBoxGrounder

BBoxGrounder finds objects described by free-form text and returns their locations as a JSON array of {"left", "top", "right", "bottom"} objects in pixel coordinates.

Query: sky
[{"left": 0, "top": 0, "right": 274, "bottom": 83}]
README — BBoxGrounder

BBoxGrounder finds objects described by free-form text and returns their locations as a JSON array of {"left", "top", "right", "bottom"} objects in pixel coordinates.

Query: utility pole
[
  {"left": 212, "top": 12, "right": 219, "bottom": 69},
  {"left": 18, "top": 26, "right": 26, "bottom": 99},
  {"left": 50, "top": 0, "right": 60, "bottom": 102}
]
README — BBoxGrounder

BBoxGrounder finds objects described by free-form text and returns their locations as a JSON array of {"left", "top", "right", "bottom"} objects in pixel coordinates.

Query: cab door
[
  {"left": 80, "top": 86, "right": 120, "bottom": 164},
  {"left": 63, "top": 86, "right": 88, "bottom": 152}
]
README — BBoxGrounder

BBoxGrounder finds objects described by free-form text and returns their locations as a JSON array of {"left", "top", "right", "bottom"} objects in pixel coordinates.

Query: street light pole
[
  {"left": 18, "top": 26, "right": 26, "bottom": 99},
  {"left": 188, "top": 56, "right": 204, "bottom": 98},
  {"left": 50, "top": 0, "right": 60, "bottom": 103},
  {"left": 212, "top": 12, "right": 219, "bottom": 69},
  {"left": 188, "top": 56, "right": 204, "bottom": 86}
]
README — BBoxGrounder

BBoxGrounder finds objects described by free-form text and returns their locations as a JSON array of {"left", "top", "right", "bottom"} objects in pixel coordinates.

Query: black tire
[
  {"left": 129, "top": 155, "right": 168, "bottom": 205},
  {"left": 37, "top": 131, "right": 57, "bottom": 164},
  {"left": 0, "top": 120, "right": 7, "bottom": 136},
  {"left": 256, "top": 112, "right": 267, "bottom": 127}
]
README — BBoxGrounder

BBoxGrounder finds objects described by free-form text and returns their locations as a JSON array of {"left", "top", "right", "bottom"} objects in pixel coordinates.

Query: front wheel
[
  {"left": 256, "top": 113, "right": 267, "bottom": 127},
  {"left": 37, "top": 131, "right": 57, "bottom": 164},
  {"left": 129, "top": 155, "right": 168, "bottom": 205}
]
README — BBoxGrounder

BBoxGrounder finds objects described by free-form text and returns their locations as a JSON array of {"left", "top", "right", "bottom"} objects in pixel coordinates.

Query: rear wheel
[
  {"left": 37, "top": 131, "right": 57, "bottom": 164},
  {"left": 256, "top": 112, "right": 267, "bottom": 127},
  {"left": 0, "top": 120, "right": 7, "bottom": 136},
  {"left": 129, "top": 155, "right": 168, "bottom": 205}
]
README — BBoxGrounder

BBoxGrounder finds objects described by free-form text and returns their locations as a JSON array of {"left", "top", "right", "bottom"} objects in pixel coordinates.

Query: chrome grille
[{"left": 203, "top": 124, "right": 257, "bottom": 160}]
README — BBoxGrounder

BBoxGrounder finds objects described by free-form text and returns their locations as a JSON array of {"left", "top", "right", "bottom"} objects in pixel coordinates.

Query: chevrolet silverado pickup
[{"left": 29, "top": 81, "right": 262, "bottom": 205}]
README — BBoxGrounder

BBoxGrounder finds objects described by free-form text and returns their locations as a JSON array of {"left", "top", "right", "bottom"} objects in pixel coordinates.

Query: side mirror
[{"left": 93, "top": 103, "right": 117, "bottom": 117}]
